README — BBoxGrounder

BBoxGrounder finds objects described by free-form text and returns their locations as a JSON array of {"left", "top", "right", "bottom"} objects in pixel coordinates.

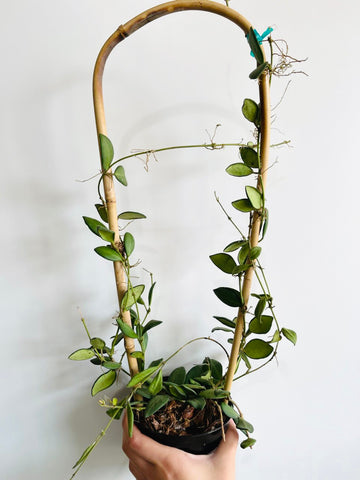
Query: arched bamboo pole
[{"left": 92, "top": 0, "right": 271, "bottom": 389}]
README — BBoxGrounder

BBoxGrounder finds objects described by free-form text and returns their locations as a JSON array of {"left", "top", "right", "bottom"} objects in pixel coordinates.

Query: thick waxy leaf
[
  {"left": 142, "top": 320, "right": 162, "bottom": 334},
  {"left": 167, "top": 383, "right": 187, "bottom": 399},
  {"left": 114, "top": 165, "right": 128, "bottom": 186},
  {"left": 207, "top": 358, "right": 223, "bottom": 382},
  {"left": 106, "top": 406, "right": 124, "bottom": 419},
  {"left": 210, "top": 253, "right": 237, "bottom": 274},
  {"left": 271, "top": 330, "right": 282, "bottom": 343},
  {"left": 145, "top": 395, "right": 170, "bottom": 418},
  {"left": 226, "top": 163, "right": 253, "bottom": 177},
  {"left": 91, "top": 370, "right": 116, "bottom": 396},
  {"left": 281, "top": 328, "right": 297, "bottom": 345},
  {"left": 95, "top": 203, "right": 108, "bottom": 223},
  {"left": 211, "top": 326, "right": 234, "bottom": 333},
  {"left": 97, "top": 226, "right": 115, "bottom": 244},
  {"left": 130, "top": 351, "right": 144, "bottom": 359},
  {"left": 68, "top": 348, "right": 95, "bottom": 361},
  {"left": 224, "top": 240, "right": 247, "bottom": 252},
  {"left": 188, "top": 397, "right": 206, "bottom": 410},
  {"left": 213, "top": 316, "right": 236, "bottom": 328},
  {"left": 249, "top": 246, "right": 262, "bottom": 260},
  {"left": 168, "top": 366, "right": 186, "bottom": 385},
  {"left": 214, "top": 287, "right": 243, "bottom": 307},
  {"left": 221, "top": 402, "right": 240, "bottom": 420},
  {"left": 240, "top": 351, "right": 252, "bottom": 370},
  {"left": 246, "top": 186, "right": 263, "bottom": 210},
  {"left": 72, "top": 441, "right": 96, "bottom": 468},
  {"left": 185, "top": 364, "right": 205, "bottom": 383},
  {"left": 235, "top": 417, "right": 254, "bottom": 433},
  {"left": 238, "top": 243, "right": 250, "bottom": 265},
  {"left": 244, "top": 339, "right": 273, "bottom": 359},
  {"left": 94, "top": 246, "right": 124, "bottom": 262},
  {"left": 83, "top": 216, "right": 107, "bottom": 237},
  {"left": 250, "top": 61, "right": 269, "bottom": 80},
  {"left": 148, "top": 370, "right": 163, "bottom": 395},
  {"left": 149, "top": 358, "right": 163, "bottom": 368},
  {"left": 99, "top": 134, "right": 114, "bottom": 171},
  {"left": 240, "top": 437, "right": 256, "bottom": 449},
  {"left": 232, "top": 264, "right": 251, "bottom": 275},
  {"left": 127, "top": 366, "right": 159, "bottom": 388},
  {"left": 116, "top": 318, "right": 138, "bottom": 339},
  {"left": 90, "top": 337, "right": 105, "bottom": 350},
  {"left": 247, "top": 27, "right": 264, "bottom": 64},
  {"left": 148, "top": 282, "right": 156, "bottom": 306},
  {"left": 254, "top": 298, "right": 266, "bottom": 318},
  {"left": 232, "top": 198, "right": 254, "bottom": 212},
  {"left": 121, "top": 285, "right": 145, "bottom": 310},
  {"left": 118, "top": 211, "right": 146, "bottom": 220},
  {"left": 240, "top": 147, "right": 259, "bottom": 168},
  {"left": 127, "top": 403, "right": 134, "bottom": 437},
  {"left": 200, "top": 389, "right": 229, "bottom": 399},
  {"left": 124, "top": 232, "right": 135, "bottom": 256},
  {"left": 102, "top": 361, "right": 122, "bottom": 370},
  {"left": 249, "top": 315, "right": 273, "bottom": 334},
  {"left": 242, "top": 98, "right": 259, "bottom": 123}
]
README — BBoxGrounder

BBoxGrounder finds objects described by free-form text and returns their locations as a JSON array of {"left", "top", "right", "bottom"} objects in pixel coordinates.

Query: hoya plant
[{"left": 68, "top": 1, "right": 299, "bottom": 478}]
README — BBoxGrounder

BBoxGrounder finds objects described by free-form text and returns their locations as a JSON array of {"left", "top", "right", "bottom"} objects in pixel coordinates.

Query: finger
[{"left": 212, "top": 419, "right": 239, "bottom": 463}]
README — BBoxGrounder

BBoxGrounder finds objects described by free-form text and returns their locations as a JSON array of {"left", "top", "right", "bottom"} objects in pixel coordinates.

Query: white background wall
[{"left": 1, "top": 0, "right": 359, "bottom": 479}]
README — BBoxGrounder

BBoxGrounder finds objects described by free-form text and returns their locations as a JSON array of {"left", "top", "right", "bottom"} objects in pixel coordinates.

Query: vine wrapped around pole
[{"left": 92, "top": 0, "right": 270, "bottom": 383}]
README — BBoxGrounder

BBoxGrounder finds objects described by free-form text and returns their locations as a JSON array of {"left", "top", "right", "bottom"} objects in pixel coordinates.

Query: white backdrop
[{"left": 1, "top": 1, "right": 359, "bottom": 479}]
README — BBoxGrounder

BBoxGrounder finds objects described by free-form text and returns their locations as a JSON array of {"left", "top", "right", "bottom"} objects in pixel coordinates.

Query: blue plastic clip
[{"left": 249, "top": 27, "right": 273, "bottom": 57}]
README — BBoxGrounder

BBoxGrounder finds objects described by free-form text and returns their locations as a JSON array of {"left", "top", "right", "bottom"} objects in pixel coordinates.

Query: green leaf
[
  {"left": 232, "top": 198, "right": 254, "bottom": 212},
  {"left": 114, "top": 165, "right": 128, "bottom": 186},
  {"left": 130, "top": 351, "right": 144, "bottom": 359},
  {"left": 95, "top": 203, "right": 108, "bottom": 223},
  {"left": 213, "top": 287, "right": 243, "bottom": 307},
  {"left": 185, "top": 364, "right": 205, "bottom": 383},
  {"left": 210, "top": 253, "right": 237, "bottom": 274},
  {"left": 200, "top": 389, "right": 229, "bottom": 399},
  {"left": 224, "top": 240, "right": 247, "bottom": 253},
  {"left": 99, "top": 134, "right": 114, "bottom": 172},
  {"left": 250, "top": 62, "right": 269, "bottom": 80},
  {"left": 148, "top": 358, "right": 163, "bottom": 368},
  {"left": 254, "top": 298, "right": 266, "bottom": 318},
  {"left": 97, "top": 226, "right": 115, "bottom": 244},
  {"left": 102, "top": 361, "right": 122, "bottom": 370},
  {"left": 124, "top": 232, "right": 135, "bottom": 256},
  {"left": 118, "top": 211, "right": 146, "bottom": 220},
  {"left": 260, "top": 208, "right": 269, "bottom": 240},
  {"left": 121, "top": 285, "right": 145, "bottom": 310},
  {"left": 238, "top": 243, "right": 250, "bottom": 265},
  {"left": 208, "top": 358, "right": 223, "bottom": 381},
  {"left": 127, "top": 366, "right": 159, "bottom": 388},
  {"left": 72, "top": 441, "right": 97, "bottom": 469},
  {"left": 148, "top": 282, "right": 156, "bottom": 306},
  {"left": 94, "top": 246, "right": 124, "bottom": 262},
  {"left": 246, "top": 186, "right": 263, "bottom": 210},
  {"left": 127, "top": 403, "right": 134, "bottom": 437},
  {"left": 232, "top": 264, "right": 251, "bottom": 275},
  {"left": 226, "top": 163, "right": 253, "bottom": 177},
  {"left": 213, "top": 316, "right": 236, "bottom": 328},
  {"left": 239, "top": 351, "right": 252, "bottom": 370},
  {"left": 247, "top": 27, "right": 264, "bottom": 64},
  {"left": 281, "top": 328, "right": 297, "bottom": 345},
  {"left": 140, "top": 332, "right": 148, "bottom": 352},
  {"left": 148, "top": 370, "right": 163, "bottom": 396},
  {"left": 235, "top": 417, "right": 254, "bottom": 433},
  {"left": 83, "top": 216, "right": 107, "bottom": 237},
  {"left": 240, "top": 147, "right": 259, "bottom": 168},
  {"left": 90, "top": 337, "right": 105, "bottom": 350},
  {"left": 167, "top": 383, "right": 187, "bottom": 399},
  {"left": 249, "top": 315, "right": 273, "bottom": 334},
  {"left": 116, "top": 318, "right": 138, "bottom": 339},
  {"left": 211, "top": 326, "right": 234, "bottom": 333},
  {"left": 240, "top": 437, "right": 256, "bottom": 449},
  {"left": 249, "top": 246, "right": 262, "bottom": 260},
  {"left": 142, "top": 320, "right": 162, "bottom": 334},
  {"left": 270, "top": 329, "right": 282, "bottom": 343},
  {"left": 188, "top": 397, "right": 206, "bottom": 410},
  {"left": 221, "top": 402, "right": 240, "bottom": 420},
  {"left": 144, "top": 395, "right": 170, "bottom": 418},
  {"left": 168, "top": 366, "right": 186, "bottom": 385},
  {"left": 244, "top": 339, "right": 273, "bottom": 359},
  {"left": 68, "top": 348, "right": 95, "bottom": 361},
  {"left": 91, "top": 370, "right": 116, "bottom": 396},
  {"left": 242, "top": 98, "right": 259, "bottom": 123},
  {"left": 106, "top": 406, "right": 124, "bottom": 419}
]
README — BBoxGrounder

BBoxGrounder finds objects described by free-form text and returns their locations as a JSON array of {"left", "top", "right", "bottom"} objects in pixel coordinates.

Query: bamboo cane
[{"left": 92, "top": 0, "right": 270, "bottom": 383}]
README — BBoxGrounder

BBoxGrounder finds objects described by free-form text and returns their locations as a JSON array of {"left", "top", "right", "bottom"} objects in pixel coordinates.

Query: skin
[{"left": 122, "top": 415, "right": 239, "bottom": 480}]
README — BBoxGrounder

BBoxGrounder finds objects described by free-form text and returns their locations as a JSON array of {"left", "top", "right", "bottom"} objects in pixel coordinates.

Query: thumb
[{"left": 212, "top": 419, "right": 239, "bottom": 464}]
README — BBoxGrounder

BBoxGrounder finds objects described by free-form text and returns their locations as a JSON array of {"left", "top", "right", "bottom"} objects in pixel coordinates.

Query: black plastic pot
[{"left": 134, "top": 419, "right": 229, "bottom": 455}]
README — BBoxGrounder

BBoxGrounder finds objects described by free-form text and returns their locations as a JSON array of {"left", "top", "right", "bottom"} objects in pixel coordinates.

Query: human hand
[{"left": 122, "top": 414, "right": 239, "bottom": 480}]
